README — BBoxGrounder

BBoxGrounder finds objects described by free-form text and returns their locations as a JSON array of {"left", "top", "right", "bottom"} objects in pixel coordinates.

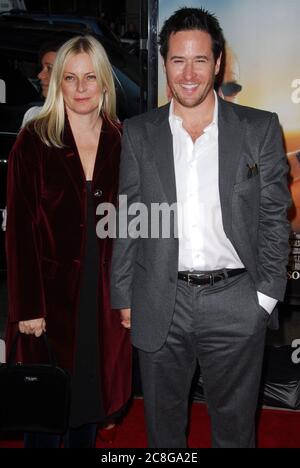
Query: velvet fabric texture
[{"left": 5, "top": 114, "right": 131, "bottom": 418}]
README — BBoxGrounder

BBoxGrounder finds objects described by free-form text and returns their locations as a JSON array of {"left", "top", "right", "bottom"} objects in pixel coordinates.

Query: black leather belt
[{"left": 178, "top": 268, "right": 246, "bottom": 286}]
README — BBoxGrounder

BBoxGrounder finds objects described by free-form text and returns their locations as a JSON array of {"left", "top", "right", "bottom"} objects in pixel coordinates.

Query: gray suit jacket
[{"left": 111, "top": 97, "right": 291, "bottom": 352}]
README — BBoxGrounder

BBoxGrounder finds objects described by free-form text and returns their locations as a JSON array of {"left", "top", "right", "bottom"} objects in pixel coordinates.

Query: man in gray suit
[{"left": 111, "top": 7, "right": 291, "bottom": 448}]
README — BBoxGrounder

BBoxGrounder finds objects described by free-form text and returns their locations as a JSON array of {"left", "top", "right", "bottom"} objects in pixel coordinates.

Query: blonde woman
[{"left": 5, "top": 35, "right": 131, "bottom": 448}]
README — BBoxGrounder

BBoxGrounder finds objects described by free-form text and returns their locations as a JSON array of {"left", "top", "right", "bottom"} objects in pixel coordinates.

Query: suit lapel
[
  {"left": 146, "top": 105, "right": 177, "bottom": 205},
  {"left": 218, "top": 98, "right": 245, "bottom": 236}
]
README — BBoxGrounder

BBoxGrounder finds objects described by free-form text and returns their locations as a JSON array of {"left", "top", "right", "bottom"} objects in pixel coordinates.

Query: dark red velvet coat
[{"left": 5, "top": 115, "right": 131, "bottom": 417}]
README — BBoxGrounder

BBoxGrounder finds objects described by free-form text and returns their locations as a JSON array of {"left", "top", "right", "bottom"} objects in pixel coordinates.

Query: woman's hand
[
  {"left": 120, "top": 309, "right": 131, "bottom": 329},
  {"left": 18, "top": 318, "right": 46, "bottom": 337}
]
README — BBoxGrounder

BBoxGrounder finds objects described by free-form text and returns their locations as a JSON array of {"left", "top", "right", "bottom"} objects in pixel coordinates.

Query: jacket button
[{"left": 94, "top": 189, "right": 103, "bottom": 198}]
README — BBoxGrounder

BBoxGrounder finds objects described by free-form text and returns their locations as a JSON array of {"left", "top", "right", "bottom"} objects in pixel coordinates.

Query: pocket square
[{"left": 247, "top": 163, "right": 259, "bottom": 179}]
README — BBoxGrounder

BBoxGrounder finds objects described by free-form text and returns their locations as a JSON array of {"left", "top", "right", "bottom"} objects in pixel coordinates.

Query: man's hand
[
  {"left": 120, "top": 309, "right": 131, "bottom": 329},
  {"left": 19, "top": 318, "right": 46, "bottom": 337}
]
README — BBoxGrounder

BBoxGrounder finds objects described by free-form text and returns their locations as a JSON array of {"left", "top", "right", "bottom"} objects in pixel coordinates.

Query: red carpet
[{"left": 1, "top": 398, "right": 300, "bottom": 448}]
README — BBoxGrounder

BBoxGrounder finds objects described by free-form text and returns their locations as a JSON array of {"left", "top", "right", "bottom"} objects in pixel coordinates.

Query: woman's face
[
  {"left": 38, "top": 51, "right": 57, "bottom": 98},
  {"left": 61, "top": 52, "right": 102, "bottom": 117}
]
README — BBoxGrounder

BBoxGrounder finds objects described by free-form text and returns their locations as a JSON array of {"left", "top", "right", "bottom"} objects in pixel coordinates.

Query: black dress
[{"left": 69, "top": 181, "right": 104, "bottom": 428}]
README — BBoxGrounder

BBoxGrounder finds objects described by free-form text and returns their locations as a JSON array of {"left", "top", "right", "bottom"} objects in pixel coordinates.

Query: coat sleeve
[
  {"left": 110, "top": 119, "right": 141, "bottom": 309},
  {"left": 6, "top": 129, "right": 46, "bottom": 322},
  {"left": 256, "top": 113, "right": 291, "bottom": 301}
]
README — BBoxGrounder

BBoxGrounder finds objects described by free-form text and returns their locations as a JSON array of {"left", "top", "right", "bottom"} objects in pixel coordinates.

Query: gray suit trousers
[{"left": 138, "top": 272, "right": 268, "bottom": 448}]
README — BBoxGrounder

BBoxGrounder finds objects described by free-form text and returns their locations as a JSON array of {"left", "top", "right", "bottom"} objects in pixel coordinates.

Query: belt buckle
[{"left": 187, "top": 272, "right": 206, "bottom": 286}]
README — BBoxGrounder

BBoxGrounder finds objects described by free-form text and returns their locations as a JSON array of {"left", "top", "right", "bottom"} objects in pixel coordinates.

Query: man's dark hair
[
  {"left": 38, "top": 41, "right": 63, "bottom": 63},
  {"left": 159, "top": 7, "right": 225, "bottom": 63}
]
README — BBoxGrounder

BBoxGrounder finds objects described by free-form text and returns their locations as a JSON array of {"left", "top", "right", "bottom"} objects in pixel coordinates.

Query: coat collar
[
  {"left": 218, "top": 97, "right": 246, "bottom": 235},
  {"left": 61, "top": 113, "right": 121, "bottom": 200}
]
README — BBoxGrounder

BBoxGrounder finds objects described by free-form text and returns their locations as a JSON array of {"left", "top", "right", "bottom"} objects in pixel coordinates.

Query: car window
[
  {"left": 0, "top": 53, "right": 41, "bottom": 132},
  {"left": 0, "top": 55, "right": 40, "bottom": 105}
]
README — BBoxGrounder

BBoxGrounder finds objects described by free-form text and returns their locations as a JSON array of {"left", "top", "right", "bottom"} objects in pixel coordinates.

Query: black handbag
[{"left": 0, "top": 332, "right": 71, "bottom": 434}]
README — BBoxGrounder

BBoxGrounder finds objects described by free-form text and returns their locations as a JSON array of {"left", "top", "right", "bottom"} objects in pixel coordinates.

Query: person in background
[
  {"left": 22, "top": 41, "right": 62, "bottom": 126},
  {"left": 122, "top": 23, "right": 140, "bottom": 41},
  {"left": 6, "top": 35, "right": 131, "bottom": 448},
  {"left": 2, "top": 42, "right": 61, "bottom": 233}
]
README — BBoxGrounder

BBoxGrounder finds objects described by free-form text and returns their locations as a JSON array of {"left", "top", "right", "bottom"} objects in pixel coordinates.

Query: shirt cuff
[{"left": 257, "top": 291, "right": 278, "bottom": 315}]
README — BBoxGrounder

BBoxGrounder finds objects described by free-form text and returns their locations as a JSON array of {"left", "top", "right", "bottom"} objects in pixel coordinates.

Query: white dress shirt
[
  {"left": 22, "top": 106, "right": 42, "bottom": 127},
  {"left": 169, "top": 93, "right": 277, "bottom": 315}
]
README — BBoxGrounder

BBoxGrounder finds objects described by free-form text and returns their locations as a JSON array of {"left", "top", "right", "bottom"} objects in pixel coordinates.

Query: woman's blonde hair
[{"left": 30, "top": 35, "right": 117, "bottom": 147}]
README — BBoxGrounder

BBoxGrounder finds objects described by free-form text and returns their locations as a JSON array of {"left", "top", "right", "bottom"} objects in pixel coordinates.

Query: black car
[
  {"left": 0, "top": 13, "right": 141, "bottom": 124},
  {"left": 0, "top": 15, "right": 141, "bottom": 273}
]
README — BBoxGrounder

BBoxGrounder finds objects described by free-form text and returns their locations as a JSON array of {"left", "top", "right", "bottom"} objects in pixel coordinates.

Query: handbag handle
[{"left": 7, "top": 331, "right": 58, "bottom": 367}]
